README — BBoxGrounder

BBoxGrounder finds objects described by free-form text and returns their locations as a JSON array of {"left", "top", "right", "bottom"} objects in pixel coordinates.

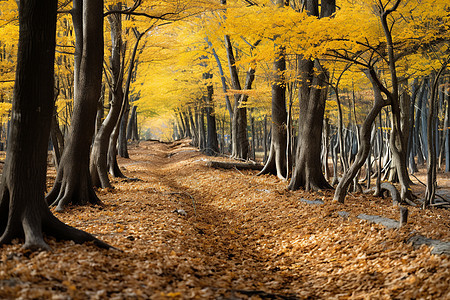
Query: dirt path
[{"left": 0, "top": 140, "right": 449, "bottom": 299}]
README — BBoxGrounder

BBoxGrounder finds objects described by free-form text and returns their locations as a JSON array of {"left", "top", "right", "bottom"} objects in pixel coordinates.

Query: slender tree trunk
[
  {"left": 445, "top": 81, "right": 450, "bottom": 172},
  {"left": 259, "top": 42, "right": 287, "bottom": 179},
  {"left": 197, "top": 105, "right": 206, "bottom": 151},
  {"left": 90, "top": 7, "right": 124, "bottom": 188},
  {"left": 374, "top": 113, "right": 383, "bottom": 196},
  {"left": 380, "top": 0, "right": 413, "bottom": 201},
  {"left": 96, "top": 84, "right": 106, "bottom": 135},
  {"left": 118, "top": 99, "right": 130, "bottom": 158},
  {"left": 127, "top": 105, "right": 138, "bottom": 139},
  {"left": 189, "top": 107, "right": 198, "bottom": 146},
  {"left": 225, "top": 35, "right": 257, "bottom": 160},
  {"left": 108, "top": 96, "right": 127, "bottom": 178},
  {"left": 50, "top": 108, "right": 64, "bottom": 169},
  {"left": 425, "top": 58, "right": 449, "bottom": 207},
  {"left": 408, "top": 79, "right": 419, "bottom": 174},
  {"left": 205, "top": 73, "right": 219, "bottom": 155},
  {"left": 183, "top": 111, "right": 191, "bottom": 138}
]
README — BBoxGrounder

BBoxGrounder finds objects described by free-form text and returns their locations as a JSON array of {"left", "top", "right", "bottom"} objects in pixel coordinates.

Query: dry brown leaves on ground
[{"left": 0, "top": 140, "right": 449, "bottom": 299}]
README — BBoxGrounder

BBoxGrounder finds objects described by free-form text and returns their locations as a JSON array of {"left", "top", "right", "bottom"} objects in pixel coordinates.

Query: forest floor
[{"left": 0, "top": 140, "right": 449, "bottom": 299}]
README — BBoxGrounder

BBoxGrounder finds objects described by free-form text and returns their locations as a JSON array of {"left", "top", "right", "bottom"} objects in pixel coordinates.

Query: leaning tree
[{"left": 0, "top": 0, "right": 109, "bottom": 250}]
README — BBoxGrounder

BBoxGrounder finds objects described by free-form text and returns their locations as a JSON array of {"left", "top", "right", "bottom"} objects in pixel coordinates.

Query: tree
[
  {"left": 259, "top": 0, "right": 288, "bottom": 180},
  {"left": 46, "top": 0, "right": 104, "bottom": 211},
  {"left": 90, "top": 3, "right": 126, "bottom": 188},
  {"left": 288, "top": 0, "right": 334, "bottom": 191},
  {"left": 0, "top": 0, "right": 108, "bottom": 250},
  {"left": 203, "top": 70, "right": 220, "bottom": 155}
]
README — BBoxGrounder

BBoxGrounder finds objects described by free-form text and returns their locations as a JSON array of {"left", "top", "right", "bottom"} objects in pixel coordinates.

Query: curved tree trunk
[
  {"left": 380, "top": 1, "right": 413, "bottom": 201},
  {"left": 46, "top": 0, "right": 104, "bottom": 211},
  {"left": 90, "top": 8, "right": 125, "bottom": 188},
  {"left": 108, "top": 100, "right": 127, "bottom": 178},
  {"left": 334, "top": 69, "right": 389, "bottom": 203},
  {"left": 118, "top": 99, "right": 130, "bottom": 158},
  {"left": 0, "top": 0, "right": 109, "bottom": 251}
]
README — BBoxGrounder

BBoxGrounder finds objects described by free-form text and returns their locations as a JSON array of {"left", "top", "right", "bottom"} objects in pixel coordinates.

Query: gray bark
[{"left": 46, "top": 0, "right": 104, "bottom": 211}]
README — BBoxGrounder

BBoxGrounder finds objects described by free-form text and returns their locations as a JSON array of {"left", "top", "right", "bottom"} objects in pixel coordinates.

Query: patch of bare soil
[{"left": 0, "top": 140, "right": 449, "bottom": 299}]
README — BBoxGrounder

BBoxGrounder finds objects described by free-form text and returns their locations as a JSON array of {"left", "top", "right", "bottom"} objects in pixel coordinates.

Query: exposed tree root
[
  {"left": 258, "top": 143, "right": 287, "bottom": 181},
  {"left": 1, "top": 190, "right": 111, "bottom": 251},
  {"left": 206, "top": 160, "right": 263, "bottom": 171},
  {"left": 46, "top": 167, "right": 102, "bottom": 212}
]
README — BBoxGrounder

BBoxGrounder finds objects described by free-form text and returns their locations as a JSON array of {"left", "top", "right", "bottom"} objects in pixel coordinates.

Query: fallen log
[
  {"left": 407, "top": 235, "right": 450, "bottom": 256},
  {"left": 206, "top": 160, "right": 263, "bottom": 171},
  {"left": 357, "top": 213, "right": 399, "bottom": 229}
]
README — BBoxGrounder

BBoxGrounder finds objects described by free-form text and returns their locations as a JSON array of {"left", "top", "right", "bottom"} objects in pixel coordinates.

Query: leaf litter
[{"left": 0, "top": 140, "right": 449, "bottom": 299}]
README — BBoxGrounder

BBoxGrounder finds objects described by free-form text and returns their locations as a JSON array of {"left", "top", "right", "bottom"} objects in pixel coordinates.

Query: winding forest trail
[{"left": 0, "top": 140, "right": 449, "bottom": 299}]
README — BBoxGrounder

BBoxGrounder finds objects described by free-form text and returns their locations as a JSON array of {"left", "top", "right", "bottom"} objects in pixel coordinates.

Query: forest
[{"left": 0, "top": 0, "right": 449, "bottom": 299}]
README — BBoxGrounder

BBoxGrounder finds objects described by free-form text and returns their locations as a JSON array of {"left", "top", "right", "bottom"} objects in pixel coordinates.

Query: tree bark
[
  {"left": 225, "top": 35, "right": 255, "bottom": 160},
  {"left": 259, "top": 43, "right": 287, "bottom": 179},
  {"left": 90, "top": 7, "right": 125, "bottom": 188},
  {"left": 425, "top": 58, "right": 449, "bottom": 207},
  {"left": 334, "top": 69, "right": 389, "bottom": 203},
  {"left": 46, "top": 0, "right": 104, "bottom": 211},
  {"left": 288, "top": 0, "right": 334, "bottom": 191},
  {"left": 0, "top": 0, "right": 109, "bottom": 250},
  {"left": 204, "top": 72, "right": 219, "bottom": 155},
  {"left": 118, "top": 99, "right": 130, "bottom": 158},
  {"left": 127, "top": 105, "right": 139, "bottom": 141},
  {"left": 50, "top": 108, "right": 64, "bottom": 169},
  {"left": 380, "top": 0, "right": 413, "bottom": 201}
]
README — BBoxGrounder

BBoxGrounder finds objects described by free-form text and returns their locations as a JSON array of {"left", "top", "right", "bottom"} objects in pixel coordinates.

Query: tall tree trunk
[
  {"left": 0, "top": 0, "right": 108, "bottom": 250},
  {"left": 288, "top": 0, "right": 334, "bottom": 191},
  {"left": 408, "top": 79, "right": 419, "bottom": 174},
  {"left": 414, "top": 79, "right": 426, "bottom": 166},
  {"left": 46, "top": 0, "right": 104, "bottom": 211},
  {"left": 425, "top": 58, "right": 449, "bottom": 207},
  {"left": 259, "top": 42, "right": 287, "bottom": 179},
  {"left": 224, "top": 34, "right": 257, "bottom": 160},
  {"left": 445, "top": 81, "right": 450, "bottom": 172},
  {"left": 90, "top": 7, "right": 124, "bottom": 188}
]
